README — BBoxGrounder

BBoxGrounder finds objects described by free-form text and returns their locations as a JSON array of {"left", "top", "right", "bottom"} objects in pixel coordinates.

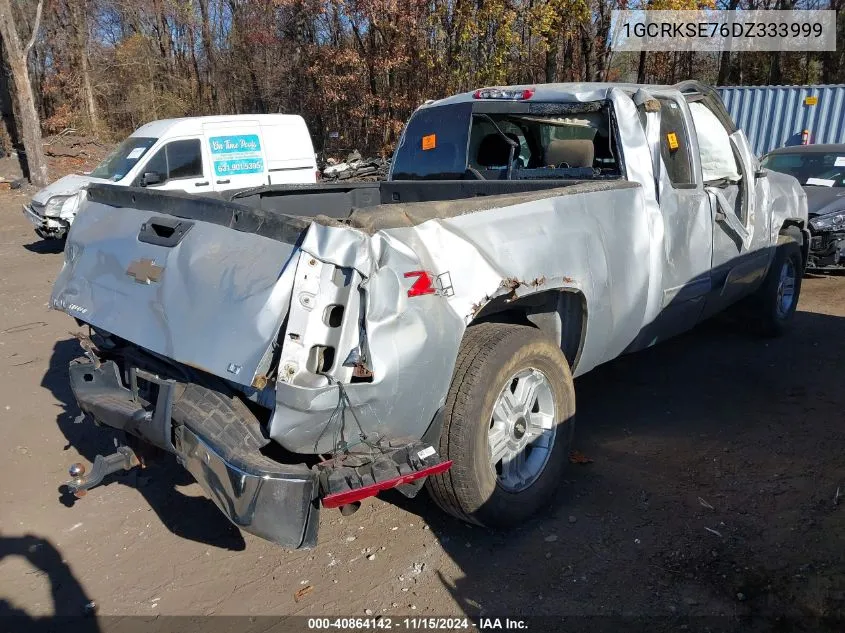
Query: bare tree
[
  {"left": 0, "top": 0, "right": 48, "bottom": 186},
  {"left": 70, "top": 0, "right": 100, "bottom": 136}
]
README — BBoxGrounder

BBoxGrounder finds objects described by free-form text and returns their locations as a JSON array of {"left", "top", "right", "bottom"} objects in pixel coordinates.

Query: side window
[
  {"left": 688, "top": 101, "right": 742, "bottom": 183},
  {"left": 144, "top": 147, "right": 167, "bottom": 179},
  {"left": 166, "top": 139, "right": 203, "bottom": 179},
  {"left": 657, "top": 98, "right": 694, "bottom": 187}
]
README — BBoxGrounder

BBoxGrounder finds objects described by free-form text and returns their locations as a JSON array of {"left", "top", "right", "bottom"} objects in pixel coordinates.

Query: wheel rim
[
  {"left": 488, "top": 368, "right": 556, "bottom": 493},
  {"left": 775, "top": 258, "right": 797, "bottom": 319}
]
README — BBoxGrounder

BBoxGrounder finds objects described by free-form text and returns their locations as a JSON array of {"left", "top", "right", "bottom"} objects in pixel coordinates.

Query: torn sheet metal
[{"left": 268, "top": 180, "right": 652, "bottom": 453}]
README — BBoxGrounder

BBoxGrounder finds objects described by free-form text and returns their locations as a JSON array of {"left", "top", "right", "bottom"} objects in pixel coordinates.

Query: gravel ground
[{"left": 1, "top": 189, "right": 844, "bottom": 632}]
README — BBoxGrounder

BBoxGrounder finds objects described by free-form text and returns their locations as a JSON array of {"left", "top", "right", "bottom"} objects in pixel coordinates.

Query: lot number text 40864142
[{"left": 306, "top": 617, "right": 529, "bottom": 630}]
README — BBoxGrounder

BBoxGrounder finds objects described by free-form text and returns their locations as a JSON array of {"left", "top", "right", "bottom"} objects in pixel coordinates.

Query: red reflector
[
  {"left": 321, "top": 460, "right": 453, "bottom": 509},
  {"left": 404, "top": 270, "right": 437, "bottom": 297},
  {"left": 472, "top": 87, "right": 535, "bottom": 100}
]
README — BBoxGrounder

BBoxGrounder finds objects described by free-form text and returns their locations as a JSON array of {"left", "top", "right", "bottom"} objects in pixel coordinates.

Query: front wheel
[
  {"left": 427, "top": 322, "right": 575, "bottom": 527},
  {"left": 747, "top": 234, "right": 804, "bottom": 337}
]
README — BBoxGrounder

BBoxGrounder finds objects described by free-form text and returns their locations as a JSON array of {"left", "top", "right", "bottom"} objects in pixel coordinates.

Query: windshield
[
  {"left": 391, "top": 101, "right": 620, "bottom": 181},
  {"left": 762, "top": 151, "right": 845, "bottom": 187},
  {"left": 90, "top": 136, "right": 157, "bottom": 181}
]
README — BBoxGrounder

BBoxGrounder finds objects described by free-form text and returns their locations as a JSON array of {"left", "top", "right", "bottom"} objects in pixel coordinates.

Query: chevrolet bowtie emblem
[{"left": 126, "top": 258, "right": 164, "bottom": 284}]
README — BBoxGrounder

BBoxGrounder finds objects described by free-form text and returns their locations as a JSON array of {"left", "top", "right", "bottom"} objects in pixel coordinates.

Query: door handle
[
  {"left": 195, "top": 181, "right": 209, "bottom": 187},
  {"left": 138, "top": 217, "right": 194, "bottom": 247},
  {"left": 216, "top": 179, "right": 230, "bottom": 185}
]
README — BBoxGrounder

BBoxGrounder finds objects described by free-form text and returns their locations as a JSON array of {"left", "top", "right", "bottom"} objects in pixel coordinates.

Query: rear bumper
[{"left": 68, "top": 359, "right": 320, "bottom": 549}]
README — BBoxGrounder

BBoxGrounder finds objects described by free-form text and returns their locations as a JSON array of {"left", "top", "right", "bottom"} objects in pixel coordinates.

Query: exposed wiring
[{"left": 313, "top": 374, "right": 380, "bottom": 462}]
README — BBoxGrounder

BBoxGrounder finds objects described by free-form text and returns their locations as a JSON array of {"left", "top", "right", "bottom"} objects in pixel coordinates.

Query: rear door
[
  {"left": 645, "top": 95, "right": 714, "bottom": 341},
  {"left": 261, "top": 121, "right": 318, "bottom": 184},
  {"left": 202, "top": 121, "right": 267, "bottom": 191}
]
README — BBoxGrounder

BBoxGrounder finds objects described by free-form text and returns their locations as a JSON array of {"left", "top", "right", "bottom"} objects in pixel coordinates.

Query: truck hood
[
  {"left": 803, "top": 186, "right": 845, "bottom": 218},
  {"left": 32, "top": 174, "right": 112, "bottom": 205}
]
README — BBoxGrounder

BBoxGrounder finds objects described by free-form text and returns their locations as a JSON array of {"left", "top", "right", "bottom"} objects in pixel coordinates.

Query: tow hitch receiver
[
  {"left": 318, "top": 440, "right": 452, "bottom": 510},
  {"left": 65, "top": 445, "right": 140, "bottom": 498}
]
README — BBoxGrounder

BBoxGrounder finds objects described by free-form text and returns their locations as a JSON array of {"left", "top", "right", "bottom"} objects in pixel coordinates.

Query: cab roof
[
  {"left": 419, "top": 80, "right": 717, "bottom": 110},
  {"left": 129, "top": 114, "right": 307, "bottom": 139}
]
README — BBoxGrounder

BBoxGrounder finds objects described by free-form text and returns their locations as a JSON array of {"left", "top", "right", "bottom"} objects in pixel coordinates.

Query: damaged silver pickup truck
[{"left": 51, "top": 81, "right": 807, "bottom": 549}]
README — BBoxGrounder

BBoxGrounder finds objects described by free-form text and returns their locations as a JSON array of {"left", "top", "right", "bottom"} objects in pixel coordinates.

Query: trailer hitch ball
[{"left": 69, "top": 463, "right": 86, "bottom": 478}]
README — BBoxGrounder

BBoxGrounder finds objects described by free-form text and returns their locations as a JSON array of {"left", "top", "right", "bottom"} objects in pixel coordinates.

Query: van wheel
[
  {"left": 427, "top": 323, "right": 575, "bottom": 527},
  {"left": 747, "top": 233, "right": 804, "bottom": 337}
]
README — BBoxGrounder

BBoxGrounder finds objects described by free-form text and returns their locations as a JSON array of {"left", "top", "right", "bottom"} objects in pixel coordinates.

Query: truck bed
[{"left": 86, "top": 179, "right": 631, "bottom": 239}]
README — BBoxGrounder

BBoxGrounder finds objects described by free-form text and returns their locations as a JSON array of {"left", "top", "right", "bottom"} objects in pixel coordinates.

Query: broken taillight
[{"left": 321, "top": 460, "right": 453, "bottom": 509}]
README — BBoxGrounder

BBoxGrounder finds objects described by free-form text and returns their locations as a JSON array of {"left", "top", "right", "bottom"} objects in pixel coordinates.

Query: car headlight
[
  {"left": 810, "top": 211, "right": 845, "bottom": 232},
  {"left": 43, "top": 193, "right": 80, "bottom": 218}
]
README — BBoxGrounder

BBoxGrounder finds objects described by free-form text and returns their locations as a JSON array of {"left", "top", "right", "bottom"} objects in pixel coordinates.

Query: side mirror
[{"left": 142, "top": 171, "right": 163, "bottom": 186}]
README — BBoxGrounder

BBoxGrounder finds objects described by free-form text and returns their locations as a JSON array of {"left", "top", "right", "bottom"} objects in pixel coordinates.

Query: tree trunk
[
  {"left": 636, "top": 51, "right": 647, "bottom": 83},
  {"left": 716, "top": 0, "right": 740, "bottom": 86},
  {"left": 71, "top": 0, "right": 99, "bottom": 136},
  {"left": 0, "top": 0, "right": 48, "bottom": 187},
  {"left": 198, "top": 0, "right": 218, "bottom": 110},
  {"left": 544, "top": 36, "right": 558, "bottom": 83}
]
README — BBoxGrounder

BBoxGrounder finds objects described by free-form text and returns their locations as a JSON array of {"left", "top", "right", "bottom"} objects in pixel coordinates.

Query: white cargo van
[{"left": 23, "top": 114, "right": 319, "bottom": 239}]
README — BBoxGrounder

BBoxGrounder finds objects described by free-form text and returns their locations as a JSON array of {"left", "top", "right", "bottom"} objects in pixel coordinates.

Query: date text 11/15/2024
[{"left": 307, "top": 617, "right": 529, "bottom": 630}]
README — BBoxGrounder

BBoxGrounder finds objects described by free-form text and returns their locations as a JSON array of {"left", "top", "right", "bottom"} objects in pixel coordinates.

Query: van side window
[
  {"left": 657, "top": 98, "right": 694, "bottom": 187},
  {"left": 166, "top": 140, "right": 203, "bottom": 179},
  {"left": 144, "top": 147, "right": 167, "bottom": 179},
  {"left": 142, "top": 139, "right": 204, "bottom": 183}
]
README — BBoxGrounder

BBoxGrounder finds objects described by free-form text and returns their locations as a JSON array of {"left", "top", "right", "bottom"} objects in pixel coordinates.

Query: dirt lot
[{"left": 1, "top": 189, "right": 844, "bottom": 631}]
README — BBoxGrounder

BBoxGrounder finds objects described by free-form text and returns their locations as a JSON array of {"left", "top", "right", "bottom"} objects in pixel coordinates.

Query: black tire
[
  {"left": 427, "top": 322, "right": 575, "bottom": 527},
  {"left": 171, "top": 383, "right": 272, "bottom": 466},
  {"left": 747, "top": 232, "right": 804, "bottom": 337}
]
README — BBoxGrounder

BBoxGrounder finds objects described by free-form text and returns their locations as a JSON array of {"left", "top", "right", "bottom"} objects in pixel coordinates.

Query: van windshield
[{"left": 90, "top": 137, "right": 157, "bottom": 182}]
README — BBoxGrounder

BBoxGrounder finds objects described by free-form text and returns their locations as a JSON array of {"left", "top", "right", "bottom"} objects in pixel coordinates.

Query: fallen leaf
[
  {"left": 294, "top": 585, "right": 314, "bottom": 602},
  {"left": 569, "top": 451, "right": 594, "bottom": 464}
]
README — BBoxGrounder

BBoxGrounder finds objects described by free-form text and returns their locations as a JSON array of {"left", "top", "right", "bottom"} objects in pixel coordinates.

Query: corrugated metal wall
[{"left": 717, "top": 84, "right": 845, "bottom": 157}]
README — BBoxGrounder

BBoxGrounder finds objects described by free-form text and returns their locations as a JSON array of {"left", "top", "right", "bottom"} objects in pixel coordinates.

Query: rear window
[
  {"left": 392, "top": 101, "right": 621, "bottom": 181},
  {"left": 391, "top": 103, "right": 472, "bottom": 180}
]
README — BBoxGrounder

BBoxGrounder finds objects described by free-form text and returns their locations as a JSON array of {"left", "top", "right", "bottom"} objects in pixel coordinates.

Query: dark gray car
[{"left": 762, "top": 144, "right": 845, "bottom": 270}]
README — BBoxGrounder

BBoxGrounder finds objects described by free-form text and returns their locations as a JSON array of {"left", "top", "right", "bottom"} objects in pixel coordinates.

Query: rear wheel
[{"left": 427, "top": 322, "right": 575, "bottom": 527}]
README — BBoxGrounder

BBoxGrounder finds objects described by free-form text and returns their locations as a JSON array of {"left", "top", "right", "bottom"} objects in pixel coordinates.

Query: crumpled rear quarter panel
[{"left": 270, "top": 181, "right": 653, "bottom": 453}]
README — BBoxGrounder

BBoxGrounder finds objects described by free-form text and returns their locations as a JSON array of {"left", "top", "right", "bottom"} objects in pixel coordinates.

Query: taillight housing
[
  {"left": 472, "top": 87, "right": 535, "bottom": 100},
  {"left": 321, "top": 460, "right": 453, "bottom": 509}
]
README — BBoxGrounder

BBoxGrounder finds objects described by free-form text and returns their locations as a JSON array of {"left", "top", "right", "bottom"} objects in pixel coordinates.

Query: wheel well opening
[
  {"left": 780, "top": 220, "right": 809, "bottom": 267},
  {"left": 470, "top": 289, "right": 586, "bottom": 370}
]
